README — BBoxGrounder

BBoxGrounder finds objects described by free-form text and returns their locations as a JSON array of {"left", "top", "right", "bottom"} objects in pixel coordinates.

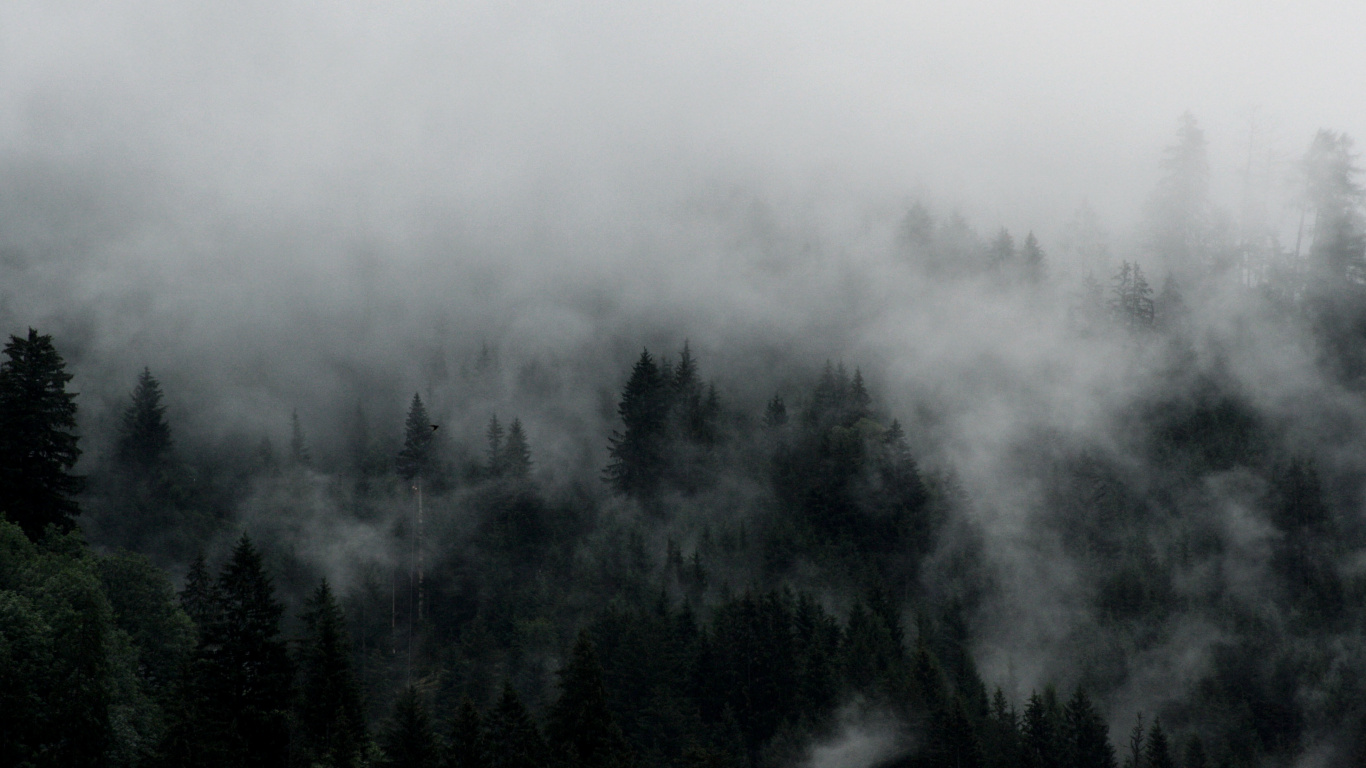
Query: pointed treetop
[
  {"left": 397, "top": 393, "right": 435, "bottom": 481},
  {"left": 117, "top": 367, "right": 172, "bottom": 471}
]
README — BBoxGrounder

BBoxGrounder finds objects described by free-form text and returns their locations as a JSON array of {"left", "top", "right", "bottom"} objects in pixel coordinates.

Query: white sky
[{"left": 1, "top": 1, "right": 1364, "bottom": 245}]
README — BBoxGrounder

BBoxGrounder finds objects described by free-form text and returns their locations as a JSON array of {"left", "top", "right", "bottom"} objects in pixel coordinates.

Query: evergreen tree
[
  {"left": 485, "top": 682, "right": 546, "bottom": 768},
  {"left": 116, "top": 367, "right": 173, "bottom": 472},
  {"left": 290, "top": 409, "right": 311, "bottom": 467},
  {"left": 444, "top": 699, "right": 487, "bottom": 768},
  {"left": 0, "top": 328, "right": 82, "bottom": 540},
  {"left": 501, "top": 419, "right": 532, "bottom": 480},
  {"left": 486, "top": 414, "right": 505, "bottom": 477},
  {"left": 763, "top": 394, "right": 787, "bottom": 428},
  {"left": 1064, "top": 687, "right": 1117, "bottom": 768},
  {"left": 380, "top": 686, "right": 439, "bottom": 768},
  {"left": 604, "top": 350, "right": 669, "bottom": 497},
  {"left": 1122, "top": 714, "right": 1145, "bottom": 768},
  {"left": 1144, "top": 719, "right": 1175, "bottom": 768},
  {"left": 548, "top": 632, "right": 630, "bottom": 768},
  {"left": 1302, "top": 129, "right": 1365, "bottom": 284},
  {"left": 397, "top": 394, "right": 435, "bottom": 482},
  {"left": 1144, "top": 112, "right": 1212, "bottom": 268},
  {"left": 848, "top": 369, "right": 872, "bottom": 423},
  {"left": 180, "top": 552, "right": 219, "bottom": 632},
  {"left": 988, "top": 227, "right": 1016, "bottom": 271},
  {"left": 205, "top": 535, "right": 294, "bottom": 768},
  {"left": 297, "top": 579, "right": 365, "bottom": 768},
  {"left": 1023, "top": 689, "right": 1062, "bottom": 768},
  {"left": 1022, "top": 231, "right": 1048, "bottom": 283}
]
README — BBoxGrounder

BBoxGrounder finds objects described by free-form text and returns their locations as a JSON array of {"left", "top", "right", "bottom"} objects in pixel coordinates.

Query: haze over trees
[{"left": 7, "top": 114, "right": 1366, "bottom": 768}]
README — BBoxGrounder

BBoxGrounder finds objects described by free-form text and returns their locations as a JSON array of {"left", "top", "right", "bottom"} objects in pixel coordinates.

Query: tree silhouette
[{"left": 0, "top": 328, "right": 82, "bottom": 540}]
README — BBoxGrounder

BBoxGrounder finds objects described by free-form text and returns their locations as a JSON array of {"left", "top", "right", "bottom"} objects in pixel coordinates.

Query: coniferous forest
[{"left": 6, "top": 8, "right": 1366, "bottom": 768}]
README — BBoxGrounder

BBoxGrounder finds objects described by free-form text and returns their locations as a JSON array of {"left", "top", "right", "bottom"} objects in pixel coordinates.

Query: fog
[{"left": 4, "top": 2, "right": 1366, "bottom": 765}]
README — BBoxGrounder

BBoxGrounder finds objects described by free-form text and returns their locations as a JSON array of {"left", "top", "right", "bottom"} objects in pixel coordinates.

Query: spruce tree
[
  {"left": 1145, "top": 718, "right": 1175, "bottom": 768},
  {"left": 0, "top": 328, "right": 82, "bottom": 540},
  {"left": 380, "top": 686, "right": 439, "bottom": 768},
  {"left": 444, "top": 699, "right": 487, "bottom": 768},
  {"left": 116, "top": 367, "right": 173, "bottom": 472},
  {"left": 397, "top": 394, "right": 435, "bottom": 482},
  {"left": 604, "top": 350, "right": 668, "bottom": 497},
  {"left": 485, "top": 682, "right": 546, "bottom": 768},
  {"left": 548, "top": 633, "right": 629, "bottom": 768},
  {"left": 206, "top": 535, "right": 293, "bottom": 768},
  {"left": 1064, "top": 687, "right": 1117, "bottom": 768},
  {"left": 485, "top": 414, "right": 505, "bottom": 478},
  {"left": 290, "top": 409, "right": 311, "bottom": 467},
  {"left": 763, "top": 394, "right": 787, "bottom": 428},
  {"left": 988, "top": 227, "right": 1016, "bottom": 271},
  {"left": 297, "top": 579, "right": 365, "bottom": 768},
  {"left": 1022, "top": 232, "right": 1048, "bottom": 283},
  {"left": 501, "top": 419, "right": 532, "bottom": 480}
]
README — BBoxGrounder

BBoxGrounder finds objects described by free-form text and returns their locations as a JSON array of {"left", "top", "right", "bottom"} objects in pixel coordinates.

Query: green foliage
[
  {"left": 547, "top": 633, "right": 630, "bottom": 768},
  {"left": 380, "top": 686, "right": 439, "bottom": 768},
  {"left": 116, "top": 368, "right": 173, "bottom": 473},
  {"left": 398, "top": 394, "right": 435, "bottom": 482},
  {"left": 297, "top": 579, "right": 366, "bottom": 768},
  {"left": 0, "top": 328, "right": 83, "bottom": 540}
]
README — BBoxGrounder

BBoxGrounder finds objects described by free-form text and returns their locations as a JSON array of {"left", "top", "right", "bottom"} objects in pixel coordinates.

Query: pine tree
[
  {"left": 485, "top": 682, "right": 546, "bottom": 768},
  {"left": 486, "top": 414, "right": 505, "bottom": 478},
  {"left": 290, "top": 409, "right": 311, "bottom": 467},
  {"left": 1064, "top": 687, "right": 1117, "bottom": 768},
  {"left": 297, "top": 579, "right": 365, "bottom": 768},
  {"left": 1022, "top": 232, "right": 1048, "bottom": 283},
  {"left": 1122, "top": 714, "right": 1145, "bottom": 768},
  {"left": 380, "top": 686, "right": 439, "bottom": 768},
  {"left": 180, "top": 552, "right": 219, "bottom": 634},
  {"left": 444, "top": 699, "right": 487, "bottom": 768},
  {"left": 205, "top": 535, "right": 293, "bottom": 768},
  {"left": 1145, "top": 718, "right": 1175, "bottom": 768},
  {"left": 0, "top": 328, "right": 82, "bottom": 540},
  {"left": 848, "top": 369, "right": 872, "bottom": 423},
  {"left": 988, "top": 227, "right": 1016, "bottom": 271},
  {"left": 548, "top": 633, "right": 629, "bottom": 768},
  {"left": 116, "top": 367, "right": 173, "bottom": 472},
  {"left": 1023, "top": 689, "right": 1061, "bottom": 768},
  {"left": 1144, "top": 112, "right": 1212, "bottom": 268},
  {"left": 763, "top": 394, "right": 787, "bottom": 428},
  {"left": 501, "top": 419, "right": 532, "bottom": 480},
  {"left": 397, "top": 394, "right": 435, "bottom": 482},
  {"left": 604, "top": 350, "right": 669, "bottom": 497}
]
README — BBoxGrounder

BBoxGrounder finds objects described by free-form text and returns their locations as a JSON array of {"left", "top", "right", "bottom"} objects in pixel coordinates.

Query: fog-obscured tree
[
  {"left": 380, "top": 686, "right": 438, "bottom": 768},
  {"left": 290, "top": 409, "right": 311, "bottom": 467},
  {"left": 116, "top": 367, "right": 173, "bottom": 472},
  {"left": 1145, "top": 112, "right": 1212, "bottom": 269},
  {"left": 501, "top": 419, "right": 531, "bottom": 480},
  {"left": 297, "top": 579, "right": 365, "bottom": 768},
  {"left": 1022, "top": 231, "right": 1048, "bottom": 283},
  {"left": 605, "top": 350, "right": 668, "bottom": 497},
  {"left": 485, "top": 414, "right": 504, "bottom": 477}
]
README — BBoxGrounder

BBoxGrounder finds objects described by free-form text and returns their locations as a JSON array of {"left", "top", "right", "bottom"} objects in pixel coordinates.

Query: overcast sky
[{"left": 3, "top": 0, "right": 1364, "bottom": 250}]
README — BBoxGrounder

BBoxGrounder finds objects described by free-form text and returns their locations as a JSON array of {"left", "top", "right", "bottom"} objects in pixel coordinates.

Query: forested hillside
[{"left": 5, "top": 110, "right": 1366, "bottom": 767}]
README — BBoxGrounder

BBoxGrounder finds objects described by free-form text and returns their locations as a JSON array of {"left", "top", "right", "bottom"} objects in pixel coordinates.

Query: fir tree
[
  {"left": 205, "top": 535, "right": 294, "bottom": 768},
  {"left": 604, "top": 350, "right": 669, "bottom": 497},
  {"left": 486, "top": 414, "right": 505, "bottom": 477},
  {"left": 290, "top": 409, "right": 311, "bottom": 467},
  {"left": 1022, "top": 231, "right": 1048, "bottom": 283},
  {"left": 0, "top": 328, "right": 82, "bottom": 540},
  {"left": 763, "top": 394, "right": 787, "bottom": 428},
  {"left": 116, "top": 367, "right": 173, "bottom": 472},
  {"left": 1145, "top": 718, "right": 1175, "bottom": 768},
  {"left": 501, "top": 419, "right": 532, "bottom": 480},
  {"left": 297, "top": 579, "right": 365, "bottom": 768},
  {"left": 380, "top": 686, "right": 439, "bottom": 768},
  {"left": 1064, "top": 687, "right": 1117, "bottom": 768},
  {"left": 397, "top": 394, "right": 435, "bottom": 482},
  {"left": 444, "top": 699, "right": 487, "bottom": 768},
  {"left": 485, "top": 682, "right": 546, "bottom": 768},
  {"left": 547, "top": 633, "right": 630, "bottom": 768},
  {"left": 988, "top": 226, "right": 1016, "bottom": 271}
]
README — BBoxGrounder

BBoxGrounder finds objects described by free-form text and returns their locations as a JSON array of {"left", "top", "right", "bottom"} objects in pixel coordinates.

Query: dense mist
[{"left": 4, "top": 4, "right": 1366, "bottom": 768}]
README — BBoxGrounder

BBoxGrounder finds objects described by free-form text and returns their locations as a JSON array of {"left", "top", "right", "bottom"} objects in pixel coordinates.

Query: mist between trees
[{"left": 5, "top": 114, "right": 1366, "bottom": 768}]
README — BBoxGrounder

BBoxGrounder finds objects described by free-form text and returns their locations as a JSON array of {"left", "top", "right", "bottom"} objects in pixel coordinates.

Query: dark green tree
[
  {"left": 501, "top": 419, "right": 532, "bottom": 480},
  {"left": 444, "top": 699, "right": 486, "bottom": 768},
  {"left": 204, "top": 535, "right": 294, "bottom": 768},
  {"left": 297, "top": 579, "right": 365, "bottom": 768},
  {"left": 485, "top": 682, "right": 546, "bottom": 768},
  {"left": 0, "top": 328, "right": 82, "bottom": 540},
  {"left": 604, "top": 350, "right": 669, "bottom": 497},
  {"left": 116, "top": 367, "right": 173, "bottom": 472},
  {"left": 380, "top": 686, "right": 439, "bottom": 768},
  {"left": 290, "top": 409, "right": 311, "bottom": 467},
  {"left": 397, "top": 394, "right": 435, "bottom": 482},
  {"left": 486, "top": 414, "right": 505, "bottom": 477},
  {"left": 1064, "top": 687, "right": 1117, "bottom": 768},
  {"left": 548, "top": 632, "right": 630, "bottom": 768},
  {"left": 1145, "top": 719, "right": 1175, "bottom": 768}
]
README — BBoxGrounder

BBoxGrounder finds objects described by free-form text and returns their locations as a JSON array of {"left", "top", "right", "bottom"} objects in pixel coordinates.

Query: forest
[{"left": 4, "top": 115, "right": 1366, "bottom": 768}]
